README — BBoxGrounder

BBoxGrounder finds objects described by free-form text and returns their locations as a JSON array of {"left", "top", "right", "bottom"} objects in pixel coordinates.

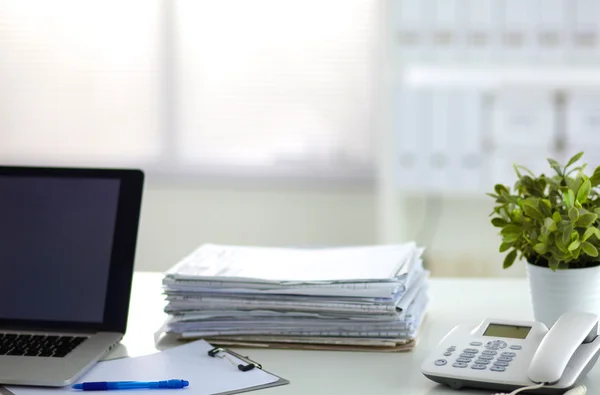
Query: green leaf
[
  {"left": 577, "top": 179, "right": 592, "bottom": 204},
  {"left": 549, "top": 256, "right": 559, "bottom": 271},
  {"left": 514, "top": 164, "right": 535, "bottom": 177},
  {"left": 591, "top": 166, "right": 600, "bottom": 187},
  {"left": 569, "top": 207, "right": 580, "bottom": 222},
  {"left": 503, "top": 250, "right": 517, "bottom": 269},
  {"left": 512, "top": 164, "right": 522, "bottom": 179},
  {"left": 564, "top": 189, "right": 575, "bottom": 209},
  {"left": 503, "top": 234, "right": 519, "bottom": 243},
  {"left": 523, "top": 204, "right": 545, "bottom": 222},
  {"left": 548, "top": 158, "right": 563, "bottom": 176},
  {"left": 534, "top": 243, "right": 548, "bottom": 254},
  {"left": 501, "top": 224, "right": 521, "bottom": 237},
  {"left": 575, "top": 213, "right": 598, "bottom": 228},
  {"left": 555, "top": 235, "right": 569, "bottom": 253},
  {"left": 562, "top": 223, "right": 573, "bottom": 245},
  {"left": 491, "top": 218, "right": 508, "bottom": 227},
  {"left": 565, "top": 151, "right": 584, "bottom": 169},
  {"left": 582, "top": 242, "right": 599, "bottom": 257},
  {"left": 552, "top": 211, "right": 562, "bottom": 224},
  {"left": 568, "top": 240, "right": 581, "bottom": 251},
  {"left": 494, "top": 184, "right": 509, "bottom": 195},
  {"left": 499, "top": 242, "right": 512, "bottom": 253},
  {"left": 583, "top": 227, "right": 596, "bottom": 242},
  {"left": 544, "top": 217, "right": 557, "bottom": 232}
]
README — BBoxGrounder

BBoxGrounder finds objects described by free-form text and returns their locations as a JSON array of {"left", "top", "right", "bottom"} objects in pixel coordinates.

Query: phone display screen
[{"left": 483, "top": 323, "right": 531, "bottom": 339}]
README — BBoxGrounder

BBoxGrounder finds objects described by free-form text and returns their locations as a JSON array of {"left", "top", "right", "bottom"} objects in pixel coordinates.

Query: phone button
[
  {"left": 459, "top": 353, "right": 475, "bottom": 358},
  {"left": 501, "top": 352, "right": 516, "bottom": 357},
  {"left": 474, "top": 359, "right": 490, "bottom": 364},
  {"left": 509, "top": 345, "right": 522, "bottom": 350},
  {"left": 491, "top": 366, "right": 506, "bottom": 372},
  {"left": 497, "top": 356, "right": 513, "bottom": 362},
  {"left": 482, "top": 350, "right": 498, "bottom": 355},
  {"left": 469, "top": 341, "right": 482, "bottom": 346},
  {"left": 447, "top": 346, "right": 456, "bottom": 352},
  {"left": 456, "top": 357, "right": 472, "bottom": 363},
  {"left": 463, "top": 348, "right": 479, "bottom": 354},
  {"left": 493, "top": 361, "right": 509, "bottom": 367},
  {"left": 452, "top": 362, "right": 468, "bottom": 368},
  {"left": 478, "top": 355, "right": 494, "bottom": 360},
  {"left": 485, "top": 340, "right": 507, "bottom": 349},
  {"left": 434, "top": 359, "right": 447, "bottom": 366},
  {"left": 443, "top": 352, "right": 453, "bottom": 356},
  {"left": 471, "top": 364, "right": 486, "bottom": 370}
]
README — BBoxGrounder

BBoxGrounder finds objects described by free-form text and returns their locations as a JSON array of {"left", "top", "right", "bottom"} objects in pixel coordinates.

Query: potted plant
[{"left": 488, "top": 151, "right": 600, "bottom": 327}]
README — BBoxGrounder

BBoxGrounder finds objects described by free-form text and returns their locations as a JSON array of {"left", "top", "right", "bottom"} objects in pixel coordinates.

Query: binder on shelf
[
  {"left": 501, "top": 0, "right": 536, "bottom": 62},
  {"left": 394, "top": 0, "right": 427, "bottom": 62},
  {"left": 535, "top": 0, "right": 567, "bottom": 63},
  {"left": 464, "top": 0, "right": 501, "bottom": 62},
  {"left": 426, "top": 89, "right": 452, "bottom": 191},
  {"left": 571, "top": 0, "right": 600, "bottom": 62},
  {"left": 564, "top": 89, "right": 600, "bottom": 164},
  {"left": 449, "top": 89, "right": 486, "bottom": 193},
  {"left": 491, "top": 88, "right": 556, "bottom": 150},
  {"left": 430, "top": 0, "right": 462, "bottom": 61},
  {"left": 394, "top": 87, "right": 428, "bottom": 190}
]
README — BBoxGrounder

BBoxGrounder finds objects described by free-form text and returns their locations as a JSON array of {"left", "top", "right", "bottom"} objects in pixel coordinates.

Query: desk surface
[{"left": 115, "top": 272, "right": 600, "bottom": 394}]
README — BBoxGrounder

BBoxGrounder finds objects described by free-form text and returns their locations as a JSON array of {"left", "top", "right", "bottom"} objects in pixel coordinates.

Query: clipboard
[
  {"left": 3, "top": 340, "right": 290, "bottom": 395},
  {"left": 206, "top": 347, "right": 289, "bottom": 394}
]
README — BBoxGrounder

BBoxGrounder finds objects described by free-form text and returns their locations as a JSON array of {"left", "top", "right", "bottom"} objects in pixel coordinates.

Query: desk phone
[{"left": 422, "top": 312, "right": 600, "bottom": 394}]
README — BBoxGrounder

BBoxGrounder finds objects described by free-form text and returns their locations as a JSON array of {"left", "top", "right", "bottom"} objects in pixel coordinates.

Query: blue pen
[{"left": 72, "top": 379, "right": 189, "bottom": 391}]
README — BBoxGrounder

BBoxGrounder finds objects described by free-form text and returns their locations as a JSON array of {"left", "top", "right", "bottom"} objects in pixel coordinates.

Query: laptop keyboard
[{"left": 0, "top": 333, "right": 88, "bottom": 358}]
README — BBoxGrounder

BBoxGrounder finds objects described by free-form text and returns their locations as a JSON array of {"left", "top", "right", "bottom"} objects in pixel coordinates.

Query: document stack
[{"left": 160, "top": 242, "right": 430, "bottom": 352}]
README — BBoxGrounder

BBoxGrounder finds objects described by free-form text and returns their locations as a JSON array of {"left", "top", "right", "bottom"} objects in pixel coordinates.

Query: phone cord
[{"left": 492, "top": 383, "right": 587, "bottom": 395}]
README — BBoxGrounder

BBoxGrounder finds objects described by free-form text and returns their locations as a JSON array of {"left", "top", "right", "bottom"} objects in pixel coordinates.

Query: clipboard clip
[{"left": 208, "top": 347, "right": 263, "bottom": 372}]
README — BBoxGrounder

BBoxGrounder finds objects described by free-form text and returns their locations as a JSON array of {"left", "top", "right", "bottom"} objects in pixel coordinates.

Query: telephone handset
[
  {"left": 421, "top": 311, "right": 600, "bottom": 394},
  {"left": 528, "top": 312, "right": 598, "bottom": 384}
]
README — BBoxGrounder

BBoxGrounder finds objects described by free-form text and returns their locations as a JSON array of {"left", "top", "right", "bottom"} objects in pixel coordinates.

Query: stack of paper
[{"left": 160, "top": 242, "right": 430, "bottom": 351}]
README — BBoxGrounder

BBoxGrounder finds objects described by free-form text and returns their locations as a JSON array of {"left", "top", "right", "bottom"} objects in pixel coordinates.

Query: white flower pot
[{"left": 527, "top": 263, "right": 600, "bottom": 328}]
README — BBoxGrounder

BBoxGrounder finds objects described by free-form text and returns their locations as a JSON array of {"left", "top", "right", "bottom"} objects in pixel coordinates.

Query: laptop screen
[{"left": 0, "top": 176, "right": 120, "bottom": 324}]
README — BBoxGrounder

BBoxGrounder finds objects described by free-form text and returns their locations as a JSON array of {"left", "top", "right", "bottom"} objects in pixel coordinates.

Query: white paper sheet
[
  {"left": 6, "top": 340, "right": 283, "bottom": 395},
  {"left": 165, "top": 243, "right": 418, "bottom": 283}
]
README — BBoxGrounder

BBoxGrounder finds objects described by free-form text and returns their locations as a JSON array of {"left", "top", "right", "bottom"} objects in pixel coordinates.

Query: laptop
[{"left": 0, "top": 166, "right": 144, "bottom": 387}]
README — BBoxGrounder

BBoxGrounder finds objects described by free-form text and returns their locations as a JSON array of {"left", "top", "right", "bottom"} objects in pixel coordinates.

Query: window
[{"left": 0, "top": 0, "right": 377, "bottom": 179}]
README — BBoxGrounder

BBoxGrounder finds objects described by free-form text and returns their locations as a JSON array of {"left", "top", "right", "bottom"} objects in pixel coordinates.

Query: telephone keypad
[{"left": 441, "top": 341, "right": 518, "bottom": 372}]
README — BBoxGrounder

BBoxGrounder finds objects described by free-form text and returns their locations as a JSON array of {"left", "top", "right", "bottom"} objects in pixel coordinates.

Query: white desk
[{"left": 115, "top": 272, "right": 600, "bottom": 394}]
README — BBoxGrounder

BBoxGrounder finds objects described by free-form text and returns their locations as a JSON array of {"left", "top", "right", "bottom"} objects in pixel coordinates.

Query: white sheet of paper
[
  {"left": 166, "top": 243, "right": 418, "bottom": 283},
  {"left": 6, "top": 340, "right": 282, "bottom": 395}
]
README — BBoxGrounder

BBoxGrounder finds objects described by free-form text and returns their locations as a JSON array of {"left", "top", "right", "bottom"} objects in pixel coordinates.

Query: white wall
[{"left": 134, "top": 182, "right": 527, "bottom": 278}]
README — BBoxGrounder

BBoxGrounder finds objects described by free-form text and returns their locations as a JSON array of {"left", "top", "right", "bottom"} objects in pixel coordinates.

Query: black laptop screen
[{"left": 0, "top": 176, "right": 120, "bottom": 324}]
